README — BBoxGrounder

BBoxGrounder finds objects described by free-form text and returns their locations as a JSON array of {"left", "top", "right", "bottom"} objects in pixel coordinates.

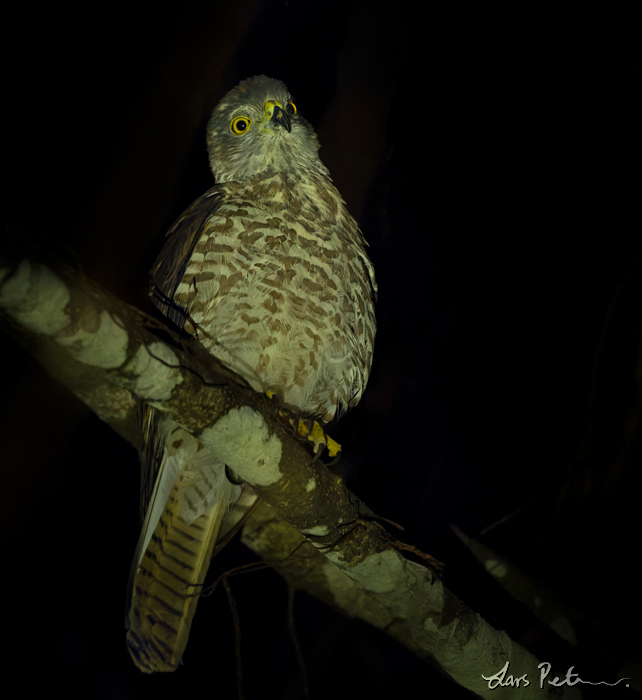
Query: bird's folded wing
[{"left": 149, "top": 186, "right": 224, "bottom": 328}]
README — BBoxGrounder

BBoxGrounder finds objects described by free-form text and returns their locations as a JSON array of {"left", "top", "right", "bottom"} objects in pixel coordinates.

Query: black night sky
[{"left": 3, "top": 2, "right": 641, "bottom": 698}]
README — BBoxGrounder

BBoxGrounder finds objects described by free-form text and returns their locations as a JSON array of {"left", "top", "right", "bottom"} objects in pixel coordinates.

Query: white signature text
[{"left": 481, "top": 661, "right": 629, "bottom": 690}]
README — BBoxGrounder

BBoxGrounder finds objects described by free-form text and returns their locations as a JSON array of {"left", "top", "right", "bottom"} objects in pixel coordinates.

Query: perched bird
[{"left": 125, "top": 75, "right": 377, "bottom": 673}]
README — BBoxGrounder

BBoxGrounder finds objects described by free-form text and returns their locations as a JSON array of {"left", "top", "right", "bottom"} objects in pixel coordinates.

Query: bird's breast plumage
[{"left": 168, "top": 169, "right": 376, "bottom": 421}]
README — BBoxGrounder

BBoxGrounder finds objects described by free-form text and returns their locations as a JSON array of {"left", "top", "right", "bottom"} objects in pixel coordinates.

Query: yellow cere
[{"left": 263, "top": 100, "right": 283, "bottom": 118}]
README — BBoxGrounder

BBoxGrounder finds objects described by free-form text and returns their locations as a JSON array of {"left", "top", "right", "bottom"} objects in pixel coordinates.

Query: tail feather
[{"left": 125, "top": 481, "right": 228, "bottom": 673}]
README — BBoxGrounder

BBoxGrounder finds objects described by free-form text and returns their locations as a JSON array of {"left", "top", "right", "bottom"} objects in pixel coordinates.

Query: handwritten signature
[{"left": 482, "top": 661, "right": 629, "bottom": 689}]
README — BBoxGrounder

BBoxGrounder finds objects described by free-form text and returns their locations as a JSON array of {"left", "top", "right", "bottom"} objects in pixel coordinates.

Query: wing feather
[
  {"left": 126, "top": 184, "right": 244, "bottom": 672},
  {"left": 149, "top": 186, "right": 225, "bottom": 328}
]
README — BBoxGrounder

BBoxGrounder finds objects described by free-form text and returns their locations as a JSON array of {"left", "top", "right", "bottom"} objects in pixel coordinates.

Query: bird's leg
[
  {"left": 265, "top": 389, "right": 284, "bottom": 422},
  {"left": 292, "top": 417, "right": 341, "bottom": 464},
  {"left": 263, "top": 391, "right": 341, "bottom": 464}
]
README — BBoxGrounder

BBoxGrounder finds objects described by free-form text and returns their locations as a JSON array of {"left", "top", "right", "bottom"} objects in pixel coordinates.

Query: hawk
[{"left": 125, "top": 75, "right": 377, "bottom": 673}]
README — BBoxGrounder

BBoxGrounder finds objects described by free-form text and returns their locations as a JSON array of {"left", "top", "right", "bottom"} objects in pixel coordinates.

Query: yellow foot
[
  {"left": 293, "top": 418, "right": 341, "bottom": 463},
  {"left": 265, "top": 391, "right": 341, "bottom": 463}
]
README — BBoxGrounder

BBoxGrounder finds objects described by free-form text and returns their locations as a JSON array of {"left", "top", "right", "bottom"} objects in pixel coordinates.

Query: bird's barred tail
[{"left": 125, "top": 483, "right": 227, "bottom": 673}]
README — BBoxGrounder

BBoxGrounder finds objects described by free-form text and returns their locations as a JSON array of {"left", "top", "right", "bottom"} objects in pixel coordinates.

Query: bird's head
[{"left": 206, "top": 75, "right": 326, "bottom": 183}]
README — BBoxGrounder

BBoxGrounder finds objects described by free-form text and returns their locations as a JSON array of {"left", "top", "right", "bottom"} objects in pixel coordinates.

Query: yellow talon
[
  {"left": 265, "top": 391, "right": 341, "bottom": 462},
  {"left": 292, "top": 418, "right": 341, "bottom": 461},
  {"left": 325, "top": 434, "right": 341, "bottom": 459}
]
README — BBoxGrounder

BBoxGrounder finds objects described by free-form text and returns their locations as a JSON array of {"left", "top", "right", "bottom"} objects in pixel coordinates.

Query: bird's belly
[{"left": 193, "top": 292, "right": 352, "bottom": 420}]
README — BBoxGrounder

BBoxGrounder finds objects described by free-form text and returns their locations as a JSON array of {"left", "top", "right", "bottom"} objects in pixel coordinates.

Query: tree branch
[{"left": 0, "top": 249, "right": 581, "bottom": 699}]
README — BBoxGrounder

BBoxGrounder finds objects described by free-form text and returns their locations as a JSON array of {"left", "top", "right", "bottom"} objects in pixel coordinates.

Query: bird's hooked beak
[{"left": 264, "top": 100, "right": 291, "bottom": 133}]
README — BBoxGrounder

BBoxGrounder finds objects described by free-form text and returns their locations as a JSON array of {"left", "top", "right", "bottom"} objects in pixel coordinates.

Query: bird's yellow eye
[
  {"left": 230, "top": 116, "right": 252, "bottom": 135},
  {"left": 286, "top": 101, "right": 297, "bottom": 115}
]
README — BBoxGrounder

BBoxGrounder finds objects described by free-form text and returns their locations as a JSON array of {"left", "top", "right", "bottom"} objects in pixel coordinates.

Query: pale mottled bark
[{"left": 0, "top": 252, "right": 581, "bottom": 699}]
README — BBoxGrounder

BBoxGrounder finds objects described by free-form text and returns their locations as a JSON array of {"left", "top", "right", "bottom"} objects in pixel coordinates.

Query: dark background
[{"left": 3, "top": 1, "right": 641, "bottom": 698}]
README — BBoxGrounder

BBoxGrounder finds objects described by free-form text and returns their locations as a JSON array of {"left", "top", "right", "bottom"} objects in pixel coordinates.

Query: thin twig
[
  {"left": 223, "top": 575, "right": 244, "bottom": 700},
  {"left": 287, "top": 586, "right": 309, "bottom": 699}
]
